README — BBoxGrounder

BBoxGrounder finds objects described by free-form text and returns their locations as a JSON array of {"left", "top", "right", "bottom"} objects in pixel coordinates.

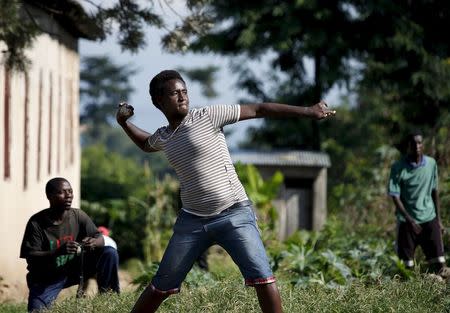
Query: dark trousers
[
  {"left": 397, "top": 217, "right": 445, "bottom": 266},
  {"left": 27, "top": 246, "right": 119, "bottom": 312}
]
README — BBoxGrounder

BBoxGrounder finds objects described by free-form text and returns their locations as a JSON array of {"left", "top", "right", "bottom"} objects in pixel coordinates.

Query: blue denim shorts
[{"left": 151, "top": 201, "right": 275, "bottom": 294}]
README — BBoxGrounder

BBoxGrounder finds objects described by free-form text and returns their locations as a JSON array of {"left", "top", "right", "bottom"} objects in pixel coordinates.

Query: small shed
[{"left": 231, "top": 150, "right": 331, "bottom": 239}]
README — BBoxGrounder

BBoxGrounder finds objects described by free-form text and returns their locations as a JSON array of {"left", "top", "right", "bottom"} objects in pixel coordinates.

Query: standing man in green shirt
[{"left": 388, "top": 130, "right": 448, "bottom": 277}]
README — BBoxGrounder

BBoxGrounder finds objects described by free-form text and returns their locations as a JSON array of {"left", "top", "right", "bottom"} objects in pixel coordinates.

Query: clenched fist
[
  {"left": 116, "top": 102, "right": 134, "bottom": 125},
  {"left": 309, "top": 100, "right": 336, "bottom": 120}
]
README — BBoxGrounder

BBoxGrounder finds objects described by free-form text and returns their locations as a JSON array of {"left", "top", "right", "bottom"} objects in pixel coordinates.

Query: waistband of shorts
[{"left": 221, "top": 200, "right": 253, "bottom": 213}]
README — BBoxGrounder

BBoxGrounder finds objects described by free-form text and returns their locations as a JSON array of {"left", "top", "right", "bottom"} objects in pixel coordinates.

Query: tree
[
  {"left": 185, "top": 1, "right": 450, "bottom": 157},
  {"left": 0, "top": 0, "right": 212, "bottom": 71},
  {"left": 185, "top": 0, "right": 364, "bottom": 150},
  {"left": 80, "top": 55, "right": 135, "bottom": 139},
  {"left": 177, "top": 65, "right": 220, "bottom": 99},
  {"left": 352, "top": 0, "right": 450, "bottom": 163},
  {"left": 0, "top": 0, "right": 39, "bottom": 71}
]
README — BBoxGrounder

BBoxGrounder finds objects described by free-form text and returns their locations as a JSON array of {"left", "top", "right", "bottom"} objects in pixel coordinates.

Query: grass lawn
[
  {"left": 2, "top": 249, "right": 449, "bottom": 312},
  {"left": 1, "top": 275, "right": 448, "bottom": 313}
]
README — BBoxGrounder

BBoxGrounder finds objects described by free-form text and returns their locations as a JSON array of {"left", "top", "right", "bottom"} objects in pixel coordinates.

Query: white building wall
[{"left": 0, "top": 28, "right": 81, "bottom": 293}]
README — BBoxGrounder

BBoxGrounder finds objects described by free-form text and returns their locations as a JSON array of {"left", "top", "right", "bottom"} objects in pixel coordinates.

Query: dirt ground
[{"left": 0, "top": 270, "right": 135, "bottom": 304}]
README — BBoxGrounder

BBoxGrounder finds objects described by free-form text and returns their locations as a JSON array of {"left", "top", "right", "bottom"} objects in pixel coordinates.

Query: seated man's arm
[
  {"left": 78, "top": 209, "right": 106, "bottom": 251},
  {"left": 82, "top": 235, "right": 105, "bottom": 251},
  {"left": 21, "top": 220, "right": 79, "bottom": 260},
  {"left": 27, "top": 241, "right": 80, "bottom": 257}
]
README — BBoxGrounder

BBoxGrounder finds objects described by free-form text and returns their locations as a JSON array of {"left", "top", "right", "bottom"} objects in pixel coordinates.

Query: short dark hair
[
  {"left": 149, "top": 70, "right": 185, "bottom": 109},
  {"left": 396, "top": 129, "right": 423, "bottom": 154},
  {"left": 405, "top": 129, "right": 423, "bottom": 143},
  {"left": 45, "top": 177, "right": 69, "bottom": 196}
]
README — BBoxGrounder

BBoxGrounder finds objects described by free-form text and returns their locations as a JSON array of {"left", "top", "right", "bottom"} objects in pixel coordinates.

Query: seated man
[{"left": 20, "top": 177, "right": 120, "bottom": 312}]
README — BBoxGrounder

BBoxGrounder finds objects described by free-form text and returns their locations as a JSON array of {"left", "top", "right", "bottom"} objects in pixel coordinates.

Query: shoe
[{"left": 437, "top": 266, "right": 450, "bottom": 279}]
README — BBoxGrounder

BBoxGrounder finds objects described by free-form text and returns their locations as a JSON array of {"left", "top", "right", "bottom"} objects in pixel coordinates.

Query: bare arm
[
  {"left": 391, "top": 196, "right": 422, "bottom": 234},
  {"left": 116, "top": 102, "right": 156, "bottom": 152},
  {"left": 239, "top": 100, "right": 336, "bottom": 121},
  {"left": 431, "top": 189, "right": 443, "bottom": 231},
  {"left": 28, "top": 240, "right": 80, "bottom": 257}
]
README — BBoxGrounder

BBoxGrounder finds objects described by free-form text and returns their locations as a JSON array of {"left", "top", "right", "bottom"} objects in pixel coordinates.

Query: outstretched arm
[
  {"left": 239, "top": 101, "right": 336, "bottom": 121},
  {"left": 116, "top": 102, "right": 156, "bottom": 152}
]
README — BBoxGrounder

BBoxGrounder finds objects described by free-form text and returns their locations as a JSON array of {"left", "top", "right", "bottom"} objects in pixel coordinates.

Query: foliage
[
  {"left": 142, "top": 176, "right": 179, "bottom": 262},
  {"left": 81, "top": 145, "right": 150, "bottom": 201},
  {"left": 82, "top": 197, "right": 146, "bottom": 261},
  {"left": 269, "top": 216, "right": 403, "bottom": 288},
  {"left": 187, "top": 0, "right": 369, "bottom": 149},
  {"left": 0, "top": 0, "right": 39, "bottom": 71},
  {"left": 80, "top": 56, "right": 136, "bottom": 133},
  {"left": 79, "top": 56, "right": 169, "bottom": 172},
  {"left": 177, "top": 65, "right": 220, "bottom": 99},
  {"left": 350, "top": 2, "right": 450, "bottom": 169},
  {"left": 81, "top": 145, "right": 178, "bottom": 261},
  {"left": 235, "top": 163, "right": 283, "bottom": 237},
  {"left": 185, "top": 1, "right": 450, "bottom": 155},
  {"left": 0, "top": 0, "right": 213, "bottom": 71}
]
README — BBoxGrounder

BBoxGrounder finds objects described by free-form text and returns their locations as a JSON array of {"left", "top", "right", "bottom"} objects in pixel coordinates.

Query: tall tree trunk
[{"left": 312, "top": 52, "right": 323, "bottom": 151}]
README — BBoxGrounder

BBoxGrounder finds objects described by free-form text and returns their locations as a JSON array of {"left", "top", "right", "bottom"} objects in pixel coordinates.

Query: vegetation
[
  {"left": 77, "top": 2, "right": 449, "bottom": 311},
  {"left": 4, "top": 1, "right": 449, "bottom": 311},
  {"left": 1, "top": 269, "right": 449, "bottom": 313},
  {"left": 79, "top": 56, "right": 170, "bottom": 172},
  {"left": 0, "top": 0, "right": 212, "bottom": 71},
  {"left": 80, "top": 145, "right": 178, "bottom": 261}
]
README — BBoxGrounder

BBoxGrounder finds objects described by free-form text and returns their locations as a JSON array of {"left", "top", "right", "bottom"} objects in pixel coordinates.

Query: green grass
[{"left": 1, "top": 276, "right": 448, "bottom": 313}]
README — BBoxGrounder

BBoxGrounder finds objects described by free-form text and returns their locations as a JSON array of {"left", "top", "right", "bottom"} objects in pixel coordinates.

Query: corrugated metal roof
[{"left": 231, "top": 150, "right": 331, "bottom": 168}]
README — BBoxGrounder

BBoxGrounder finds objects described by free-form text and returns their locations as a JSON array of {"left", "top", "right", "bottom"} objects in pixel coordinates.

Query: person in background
[
  {"left": 388, "top": 130, "right": 449, "bottom": 278},
  {"left": 20, "top": 177, "right": 120, "bottom": 312}
]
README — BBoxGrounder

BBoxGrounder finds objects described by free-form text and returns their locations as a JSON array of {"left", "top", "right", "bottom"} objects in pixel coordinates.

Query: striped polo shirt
[{"left": 146, "top": 104, "right": 249, "bottom": 216}]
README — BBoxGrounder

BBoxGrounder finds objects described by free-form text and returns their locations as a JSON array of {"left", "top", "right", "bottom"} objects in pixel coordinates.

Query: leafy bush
[
  {"left": 235, "top": 162, "right": 283, "bottom": 240},
  {"left": 271, "top": 216, "right": 414, "bottom": 287},
  {"left": 81, "top": 145, "right": 179, "bottom": 262},
  {"left": 81, "top": 145, "right": 151, "bottom": 201}
]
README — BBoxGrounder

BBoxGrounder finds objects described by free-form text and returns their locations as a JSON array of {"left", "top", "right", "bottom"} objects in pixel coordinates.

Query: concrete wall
[{"left": 0, "top": 23, "right": 80, "bottom": 291}]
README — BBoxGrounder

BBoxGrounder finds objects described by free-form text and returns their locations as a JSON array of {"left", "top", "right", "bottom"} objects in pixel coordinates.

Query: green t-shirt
[{"left": 388, "top": 155, "right": 438, "bottom": 223}]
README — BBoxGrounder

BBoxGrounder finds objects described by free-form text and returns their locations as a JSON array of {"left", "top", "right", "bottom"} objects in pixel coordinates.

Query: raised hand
[
  {"left": 116, "top": 102, "right": 135, "bottom": 125},
  {"left": 309, "top": 100, "right": 336, "bottom": 120}
]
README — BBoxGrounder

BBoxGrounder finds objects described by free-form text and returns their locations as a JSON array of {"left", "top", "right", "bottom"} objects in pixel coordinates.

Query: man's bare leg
[
  {"left": 130, "top": 285, "right": 169, "bottom": 313},
  {"left": 254, "top": 282, "right": 282, "bottom": 313}
]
